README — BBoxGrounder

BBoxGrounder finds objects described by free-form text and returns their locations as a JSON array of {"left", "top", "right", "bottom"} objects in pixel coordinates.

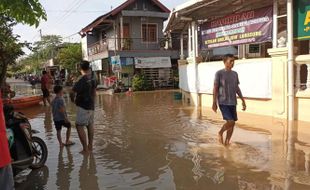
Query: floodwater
[{"left": 9, "top": 81, "right": 310, "bottom": 190}]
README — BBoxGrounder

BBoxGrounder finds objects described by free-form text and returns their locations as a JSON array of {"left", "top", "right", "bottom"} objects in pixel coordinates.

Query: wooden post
[
  {"left": 188, "top": 23, "right": 192, "bottom": 57},
  {"left": 180, "top": 32, "right": 184, "bottom": 59},
  {"left": 273, "top": 0, "right": 278, "bottom": 48},
  {"left": 120, "top": 16, "right": 124, "bottom": 50}
]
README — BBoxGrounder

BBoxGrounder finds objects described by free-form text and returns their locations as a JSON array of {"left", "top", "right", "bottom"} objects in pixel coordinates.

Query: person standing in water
[
  {"left": 212, "top": 54, "right": 246, "bottom": 146},
  {"left": 41, "top": 70, "right": 51, "bottom": 106},
  {"left": 70, "top": 61, "right": 97, "bottom": 154}
]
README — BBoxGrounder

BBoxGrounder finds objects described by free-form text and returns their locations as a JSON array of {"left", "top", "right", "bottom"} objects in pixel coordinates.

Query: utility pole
[{"left": 39, "top": 29, "right": 42, "bottom": 40}]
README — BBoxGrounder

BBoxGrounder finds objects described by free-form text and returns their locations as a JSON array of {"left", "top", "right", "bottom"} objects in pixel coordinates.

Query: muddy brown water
[{"left": 9, "top": 82, "right": 310, "bottom": 190}]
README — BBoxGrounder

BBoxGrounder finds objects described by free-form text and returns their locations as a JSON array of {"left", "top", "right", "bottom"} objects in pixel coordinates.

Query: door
[{"left": 122, "top": 24, "right": 130, "bottom": 50}]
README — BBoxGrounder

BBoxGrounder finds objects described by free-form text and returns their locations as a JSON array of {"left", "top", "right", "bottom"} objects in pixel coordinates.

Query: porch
[{"left": 165, "top": 0, "right": 310, "bottom": 122}]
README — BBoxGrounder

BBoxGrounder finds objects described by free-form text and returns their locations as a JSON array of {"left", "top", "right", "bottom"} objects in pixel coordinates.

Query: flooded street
[{"left": 10, "top": 82, "right": 310, "bottom": 190}]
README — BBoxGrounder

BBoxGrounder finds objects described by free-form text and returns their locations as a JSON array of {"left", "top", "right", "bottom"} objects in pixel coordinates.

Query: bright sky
[{"left": 13, "top": 0, "right": 188, "bottom": 52}]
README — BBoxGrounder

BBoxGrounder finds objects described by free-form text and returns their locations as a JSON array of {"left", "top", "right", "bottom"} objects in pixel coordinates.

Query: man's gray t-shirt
[
  {"left": 51, "top": 96, "right": 67, "bottom": 121},
  {"left": 214, "top": 69, "right": 240, "bottom": 105}
]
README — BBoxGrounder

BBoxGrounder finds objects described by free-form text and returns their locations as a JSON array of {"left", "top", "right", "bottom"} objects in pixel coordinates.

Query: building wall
[
  {"left": 87, "top": 32, "right": 100, "bottom": 46},
  {"left": 179, "top": 48, "right": 310, "bottom": 122},
  {"left": 88, "top": 0, "right": 167, "bottom": 51},
  {"left": 122, "top": 16, "right": 164, "bottom": 50},
  {"left": 81, "top": 36, "right": 88, "bottom": 60},
  {"left": 125, "top": 0, "right": 162, "bottom": 12}
]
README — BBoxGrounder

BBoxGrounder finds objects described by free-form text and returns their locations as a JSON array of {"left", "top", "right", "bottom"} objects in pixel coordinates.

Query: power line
[
  {"left": 39, "top": 0, "right": 84, "bottom": 31},
  {"left": 46, "top": 10, "right": 106, "bottom": 13},
  {"left": 53, "top": 0, "right": 88, "bottom": 27}
]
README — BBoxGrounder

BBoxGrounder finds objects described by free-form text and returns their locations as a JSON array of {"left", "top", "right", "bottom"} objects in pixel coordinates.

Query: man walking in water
[
  {"left": 71, "top": 61, "right": 97, "bottom": 154},
  {"left": 212, "top": 54, "right": 246, "bottom": 146},
  {"left": 41, "top": 71, "right": 51, "bottom": 106}
]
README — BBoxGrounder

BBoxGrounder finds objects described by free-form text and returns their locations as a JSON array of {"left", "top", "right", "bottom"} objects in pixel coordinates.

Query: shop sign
[
  {"left": 200, "top": 6, "right": 273, "bottom": 49},
  {"left": 90, "top": 60, "right": 102, "bottom": 71},
  {"left": 111, "top": 55, "right": 122, "bottom": 73},
  {"left": 121, "top": 57, "right": 134, "bottom": 66},
  {"left": 134, "top": 57, "right": 171, "bottom": 68},
  {"left": 294, "top": 0, "right": 310, "bottom": 40}
]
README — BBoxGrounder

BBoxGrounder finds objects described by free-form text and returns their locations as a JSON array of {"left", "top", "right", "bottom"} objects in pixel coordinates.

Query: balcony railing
[
  {"left": 295, "top": 55, "right": 310, "bottom": 95},
  {"left": 87, "top": 38, "right": 179, "bottom": 56},
  {"left": 88, "top": 41, "right": 108, "bottom": 56}
]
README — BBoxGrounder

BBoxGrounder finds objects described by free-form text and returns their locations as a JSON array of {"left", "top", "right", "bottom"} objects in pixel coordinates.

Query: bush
[{"left": 132, "top": 74, "right": 152, "bottom": 91}]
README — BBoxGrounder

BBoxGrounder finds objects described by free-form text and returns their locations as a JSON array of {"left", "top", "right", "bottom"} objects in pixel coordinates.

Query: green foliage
[
  {"left": 0, "top": 0, "right": 46, "bottom": 27},
  {"left": 15, "top": 53, "right": 43, "bottom": 74},
  {"left": 33, "top": 35, "right": 62, "bottom": 60},
  {"left": 132, "top": 74, "right": 152, "bottom": 91},
  {"left": 0, "top": 15, "right": 25, "bottom": 86},
  {"left": 16, "top": 35, "right": 63, "bottom": 74},
  {"left": 56, "top": 43, "right": 82, "bottom": 71}
]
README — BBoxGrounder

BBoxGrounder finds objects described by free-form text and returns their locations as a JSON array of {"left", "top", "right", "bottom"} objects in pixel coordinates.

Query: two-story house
[{"left": 80, "top": 0, "right": 180, "bottom": 88}]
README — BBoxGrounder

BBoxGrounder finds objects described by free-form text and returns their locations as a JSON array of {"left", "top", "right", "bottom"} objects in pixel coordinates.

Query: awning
[{"left": 165, "top": 0, "right": 286, "bottom": 34}]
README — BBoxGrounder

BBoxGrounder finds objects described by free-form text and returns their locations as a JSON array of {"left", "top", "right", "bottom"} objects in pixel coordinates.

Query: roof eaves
[{"left": 151, "top": 0, "right": 170, "bottom": 13}]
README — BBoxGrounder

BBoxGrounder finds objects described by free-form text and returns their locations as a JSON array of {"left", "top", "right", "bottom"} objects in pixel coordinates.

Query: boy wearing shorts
[
  {"left": 212, "top": 54, "right": 246, "bottom": 146},
  {"left": 52, "top": 86, "right": 74, "bottom": 147}
]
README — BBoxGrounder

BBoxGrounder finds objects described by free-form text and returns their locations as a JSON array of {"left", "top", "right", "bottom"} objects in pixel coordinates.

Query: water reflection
[
  {"left": 56, "top": 147, "right": 74, "bottom": 190},
  {"left": 79, "top": 154, "right": 99, "bottom": 190},
  {"left": 9, "top": 83, "right": 310, "bottom": 190},
  {"left": 43, "top": 108, "right": 53, "bottom": 133}
]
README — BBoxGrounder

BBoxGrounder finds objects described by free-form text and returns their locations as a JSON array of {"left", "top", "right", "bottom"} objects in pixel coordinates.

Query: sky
[{"left": 13, "top": 0, "right": 188, "bottom": 53}]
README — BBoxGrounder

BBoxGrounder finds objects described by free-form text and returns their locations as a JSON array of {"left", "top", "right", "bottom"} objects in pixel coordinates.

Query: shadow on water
[{"left": 11, "top": 82, "right": 310, "bottom": 190}]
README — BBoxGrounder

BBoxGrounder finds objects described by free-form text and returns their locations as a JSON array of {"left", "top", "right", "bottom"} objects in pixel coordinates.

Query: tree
[
  {"left": 0, "top": 15, "right": 25, "bottom": 87},
  {"left": 0, "top": 0, "right": 46, "bottom": 87},
  {"left": 33, "top": 35, "right": 63, "bottom": 60},
  {"left": 56, "top": 43, "right": 82, "bottom": 71},
  {"left": 0, "top": 0, "right": 46, "bottom": 27}
]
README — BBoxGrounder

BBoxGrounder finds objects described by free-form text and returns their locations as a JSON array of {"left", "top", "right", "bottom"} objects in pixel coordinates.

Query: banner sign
[
  {"left": 90, "top": 60, "right": 102, "bottom": 71},
  {"left": 294, "top": 0, "right": 310, "bottom": 40},
  {"left": 134, "top": 57, "right": 171, "bottom": 68},
  {"left": 121, "top": 57, "right": 134, "bottom": 66},
  {"left": 111, "top": 55, "right": 122, "bottom": 73},
  {"left": 200, "top": 6, "right": 273, "bottom": 49}
]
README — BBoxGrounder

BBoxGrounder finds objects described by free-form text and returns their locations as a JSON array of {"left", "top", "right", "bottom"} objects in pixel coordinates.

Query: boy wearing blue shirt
[{"left": 52, "top": 86, "right": 74, "bottom": 147}]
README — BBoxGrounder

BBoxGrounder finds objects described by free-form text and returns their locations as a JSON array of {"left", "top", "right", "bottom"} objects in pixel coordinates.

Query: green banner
[{"left": 294, "top": 0, "right": 310, "bottom": 40}]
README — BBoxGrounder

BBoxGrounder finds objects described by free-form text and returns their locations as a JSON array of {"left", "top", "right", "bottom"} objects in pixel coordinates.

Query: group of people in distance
[{"left": 42, "top": 61, "right": 97, "bottom": 154}]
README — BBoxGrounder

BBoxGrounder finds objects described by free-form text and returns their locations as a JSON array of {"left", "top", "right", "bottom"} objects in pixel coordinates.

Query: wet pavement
[{"left": 9, "top": 81, "right": 310, "bottom": 190}]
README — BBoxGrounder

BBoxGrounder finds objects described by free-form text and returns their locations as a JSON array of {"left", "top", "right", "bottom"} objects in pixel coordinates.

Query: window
[
  {"left": 248, "top": 44, "right": 260, "bottom": 53},
  {"left": 142, "top": 24, "right": 157, "bottom": 42},
  {"left": 247, "top": 44, "right": 261, "bottom": 58}
]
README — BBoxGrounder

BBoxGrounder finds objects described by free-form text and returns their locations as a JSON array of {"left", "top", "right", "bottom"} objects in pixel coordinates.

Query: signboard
[
  {"left": 200, "top": 6, "right": 273, "bottom": 49},
  {"left": 134, "top": 57, "right": 171, "bottom": 68},
  {"left": 90, "top": 60, "right": 102, "bottom": 71},
  {"left": 111, "top": 55, "right": 122, "bottom": 73},
  {"left": 294, "top": 0, "right": 310, "bottom": 40},
  {"left": 121, "top": 57, "right": 134, "bottom": 66}
]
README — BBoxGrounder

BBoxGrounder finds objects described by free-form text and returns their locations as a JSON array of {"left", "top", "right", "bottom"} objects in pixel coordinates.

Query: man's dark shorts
[
  {"left": 219, "top": 105, "right": 238, "bottom": 121},
  {"left": 54, "top": 120, "right": 71, "bottom": 131},
  {"left": 42, "top": 89, "right": 50, "bottom": 98}
]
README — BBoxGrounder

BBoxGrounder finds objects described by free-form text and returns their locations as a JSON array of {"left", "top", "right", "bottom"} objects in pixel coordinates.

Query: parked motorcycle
[{"left": 4, "top": 104, "right": 48, "bottom": 175}]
